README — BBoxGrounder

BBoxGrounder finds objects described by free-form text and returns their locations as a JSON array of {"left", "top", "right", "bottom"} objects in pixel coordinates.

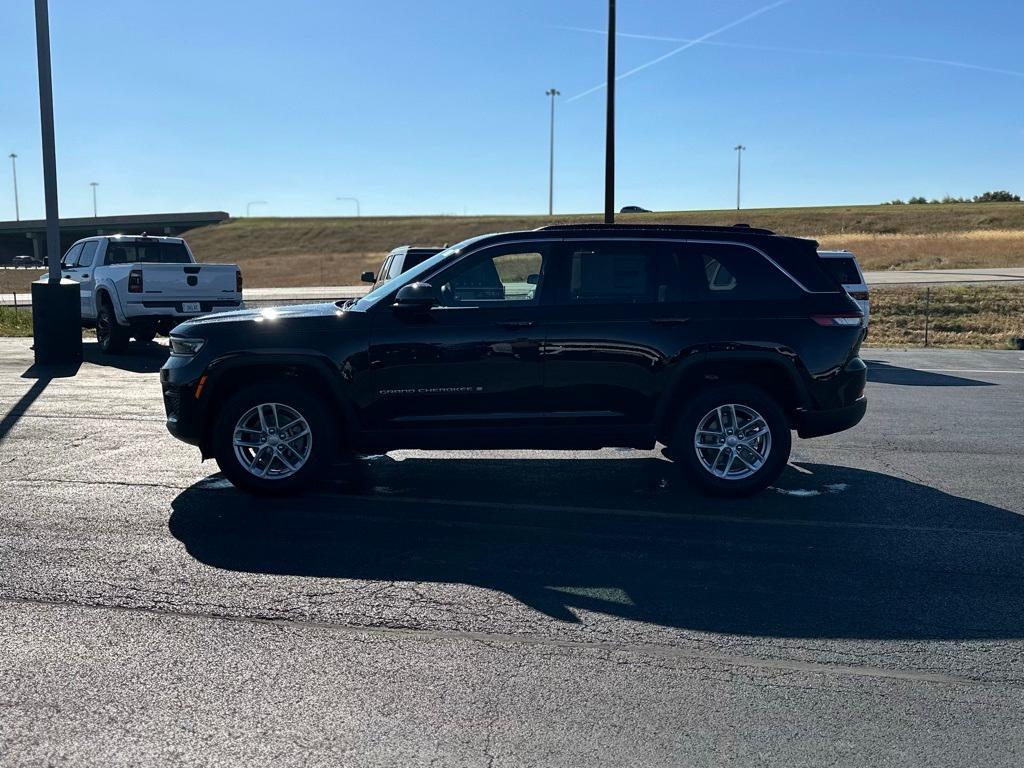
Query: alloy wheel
[
  {"left": 693, "top": 403, "right": 772, "bottom": 480},
  {"left": 232, "top": 402, "right": 313, "bottom": 480}
]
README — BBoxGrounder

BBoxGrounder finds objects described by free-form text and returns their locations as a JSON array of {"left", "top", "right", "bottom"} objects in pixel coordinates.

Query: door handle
[
  {"left": 81, "top": 274, "right": 89, "bottom": 279},
  {"left": 650, "top": 317, "right": 690, "bottom": 325},
  {"left": 495, "top": 320, "right": 536, "bottom": 329}
]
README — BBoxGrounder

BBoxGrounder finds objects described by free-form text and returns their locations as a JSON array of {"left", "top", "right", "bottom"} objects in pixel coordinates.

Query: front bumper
[
  {"left": 160, "top": 364, "right": 206, "bottom": 447},
  {"left": 794, "top": 396, "right": 867, "bottom": 439}
]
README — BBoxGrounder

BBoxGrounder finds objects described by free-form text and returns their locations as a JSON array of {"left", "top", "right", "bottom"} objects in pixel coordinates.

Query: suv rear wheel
[
  {"left": 671, "top": 384, "right": 791, "bottom": 497},
  {"left": 212, "top": 381, "right": 335, "bottom": 495}
]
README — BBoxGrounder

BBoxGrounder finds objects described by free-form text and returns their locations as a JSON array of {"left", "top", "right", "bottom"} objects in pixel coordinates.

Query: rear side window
[
  {"left": 105, "top": 241, "right": 190, "bottom": 265},
  {"left": 78, "top": 241, "right": 98, "bottom": 268},
  {"left": 555, "top": 242, "right": 685, "bottom": 305},
  {"left": 685, "top": 244, "right": 801, "bottom": 301},
  {"left": 820, "top": 257, "right": 862, "bottom": 285}
]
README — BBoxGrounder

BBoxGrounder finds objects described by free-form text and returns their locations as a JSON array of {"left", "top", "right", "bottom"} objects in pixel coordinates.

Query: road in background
[
  {"left": 4, "top": 266, "right": 1024, "bottom": 307},
  {"left": 2, "top": 338, "right": 1024, "bottom": 765}
]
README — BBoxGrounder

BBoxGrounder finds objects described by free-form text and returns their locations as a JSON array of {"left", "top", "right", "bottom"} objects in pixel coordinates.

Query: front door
[
  {"left": 74, "top": 241, "right": 100, "bottom": 319},
  {"left": 365, "top": 241, "right": 551, "bottom": 439}
]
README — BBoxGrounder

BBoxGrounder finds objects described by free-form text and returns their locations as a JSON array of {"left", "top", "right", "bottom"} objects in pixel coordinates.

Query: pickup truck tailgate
[{"left": 131, "top": 264, "right": 239, "bottom": 301}]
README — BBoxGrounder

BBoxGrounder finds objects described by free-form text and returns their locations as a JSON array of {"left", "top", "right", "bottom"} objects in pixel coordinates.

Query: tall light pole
[
  {"left": 8, "top": 153, "right": 19, "bottom": 221},
  {"left": 336, "top": 196, "right": 361, "bottom": 217},
  {"left": 545, "top": 88, "right": 559, "bottom": 216},
  {"left": 90, "top": 181, "right": 98, "bottom": 218},
  {"left": 604, "top": 0, "right": 616, "bottom": 224},
  {"left": 245, "top": 200, "right": 267, "bottom": 217},
  {"left": 734, "top": 144, "right": 746, "bottom": 211},
  {"left": 32, "top": 0, "right": 82, "bottom": 364}
]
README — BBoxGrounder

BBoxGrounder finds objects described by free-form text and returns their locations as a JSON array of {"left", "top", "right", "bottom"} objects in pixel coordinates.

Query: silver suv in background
[
  {"left": 819, "top": 250, "right": 869, "bottom": 329},
  {"left": 361, "top": 245, "right": 443, "bottom": 289}
]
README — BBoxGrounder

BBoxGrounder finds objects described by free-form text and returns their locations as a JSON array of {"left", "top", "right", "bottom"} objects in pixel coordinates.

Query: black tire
[
  {"left": 133, "top": 328, "right": 157, "bottom": 344},
  {"left": 670, "top": 384, "right": 791, "bottom": 497},
  {"left": 96, "top": 299, "right": 129, "bottom": 354},
  {"left": 212, "top": 380, "right": 336, "bottom": 495}
]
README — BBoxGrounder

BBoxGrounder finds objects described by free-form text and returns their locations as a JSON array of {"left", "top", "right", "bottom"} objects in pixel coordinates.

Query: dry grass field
[
  {"left": 178, "top": 203, "right": 1024, "bottom": 288},
  {"left": 5, "top": 203, "right": 1024, "bottom": 295},
  {"left": 869, "top": 284, "right": 1024, "bottom": 348}
]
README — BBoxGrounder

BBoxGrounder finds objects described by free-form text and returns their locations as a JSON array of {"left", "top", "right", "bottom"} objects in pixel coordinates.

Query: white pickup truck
[{"left": 58, "top": 234, "right": 243, "bottom": 353}]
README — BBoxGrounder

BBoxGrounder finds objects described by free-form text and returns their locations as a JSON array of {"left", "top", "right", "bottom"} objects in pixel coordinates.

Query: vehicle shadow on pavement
[
  {"left": 81, "top": 340, "right": 168, "bottom": 373},
  {"left": 168, "top": 459, "right": 1024, "bottom": 640},
  {"left": 865, "top": 360, "right": 994, "bottom": 387}
]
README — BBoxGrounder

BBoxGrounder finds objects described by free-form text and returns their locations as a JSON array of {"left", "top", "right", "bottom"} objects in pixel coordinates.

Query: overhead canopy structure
[{"left": 0, "top": 210, "right": 228, "bottom": 263}]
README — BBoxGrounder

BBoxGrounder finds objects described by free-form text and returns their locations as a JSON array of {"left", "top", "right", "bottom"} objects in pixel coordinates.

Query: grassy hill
[
  {"left": 4, "top": 203, "right": 1024, "bottom": 297},
  {"left": 180, "top": 203, "right": 1024, "bottom": 288}
]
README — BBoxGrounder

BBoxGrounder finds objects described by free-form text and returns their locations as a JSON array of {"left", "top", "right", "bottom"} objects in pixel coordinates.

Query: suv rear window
[
  {"left": 105, "top": 241, "right": 190, "bottom": 265},
  {"left": 820, "top": 256, "right": 862, "bottom": 285},
  {"left": 687, "top": 244, "right": 800, "bottom": 301}
]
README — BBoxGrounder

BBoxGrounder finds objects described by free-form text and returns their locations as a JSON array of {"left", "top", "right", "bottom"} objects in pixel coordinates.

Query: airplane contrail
[
  {"left": 567, "top": 0, "right": 794, "bottom": 102},
  {"left": 559, "top": 25, "right": 1024, "bottom": 81}
]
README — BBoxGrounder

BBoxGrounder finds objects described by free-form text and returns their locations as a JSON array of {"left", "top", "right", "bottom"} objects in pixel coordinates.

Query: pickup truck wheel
[
  {"left": 96, "top": 301, "right": 129, "bottom": 353},
  {"left": 213, "top": 382, "right": 335, "bottom": 495},
  {"left": 671, "top": 384, "right": 791, "bottom": 497}
]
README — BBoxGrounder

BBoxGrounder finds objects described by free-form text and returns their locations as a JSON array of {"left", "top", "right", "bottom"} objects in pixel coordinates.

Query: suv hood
[{"left": 180, "top": 302, "right": 342, "bottom": 328}]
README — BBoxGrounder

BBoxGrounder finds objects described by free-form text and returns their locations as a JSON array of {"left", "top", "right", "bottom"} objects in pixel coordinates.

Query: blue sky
[{"left": 2, "top": 0, "right": 1023, "bottom": 219}]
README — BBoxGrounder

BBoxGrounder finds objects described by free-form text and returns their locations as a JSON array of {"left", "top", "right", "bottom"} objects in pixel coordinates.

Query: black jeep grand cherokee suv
[{"left": 161, "top": 224, "right": 866, "bottom": 497}]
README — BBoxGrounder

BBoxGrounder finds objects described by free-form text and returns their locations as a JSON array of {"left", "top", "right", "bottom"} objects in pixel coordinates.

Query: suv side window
[
  {"left": 385, "top": 253, "right": 406, "bottom": 281},
  {"left": 62, "top": 243, "right": 84, "bottom": 268},
  {"left": 552, "top": 241, "right": 683, "bottom": 305},
  {"left": 683, "top": 244, "right": 801, "bottom": 301},
  {"left": 78, "top": 241, "right": 98, "bottom": 268},
  {"left": 435, "top": 245, "right": 547, "bottom": 307}
]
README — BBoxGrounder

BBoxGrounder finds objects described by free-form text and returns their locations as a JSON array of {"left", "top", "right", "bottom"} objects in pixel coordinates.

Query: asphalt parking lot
[{"left": 2, "top": 337, "right": 1024, "bottom": 766}]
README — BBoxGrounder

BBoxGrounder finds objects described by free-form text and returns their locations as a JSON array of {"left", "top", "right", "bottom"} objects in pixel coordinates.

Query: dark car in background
[
  {"left": 162, "top": 223, "right": 866, "bottom": 497},
  {"left": 361, "top": 245, "right": 443, "bottom": 289}
]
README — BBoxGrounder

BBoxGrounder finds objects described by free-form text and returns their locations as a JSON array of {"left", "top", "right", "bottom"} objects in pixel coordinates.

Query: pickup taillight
[
  {"left": 128, "top": 269, "right": 144, "bottom": 293},
  {"left": 236, "top": 269, "right": 243, "bottom": 293}
]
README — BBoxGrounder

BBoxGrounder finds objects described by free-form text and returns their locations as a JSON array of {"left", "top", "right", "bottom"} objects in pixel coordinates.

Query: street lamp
[
  {"left": 31, "top": 0, "right": 82, "bottom": 365},
  {"left": 734, "top": 144, "right": 746, "bottom": 211},
  {"left": 336, "top": 197, "right": 361, "bottom": 217},
  {"left": 545, "top": 88, "right": 560, "bottom": 216},
  {"left": 245, "top": 200, "right": 267, "bottom": 217},
  {"left": 90, "top": 181, "right": 98, "bottom": 218},
  {"left": 8, "top": 153, "right": 18, "bottom": 221},
  {"left": 604, "top": 0, "right": 616, "bottom": 224}
]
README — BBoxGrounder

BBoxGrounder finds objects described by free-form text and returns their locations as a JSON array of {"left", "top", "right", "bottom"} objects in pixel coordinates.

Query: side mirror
[
  {"left": 393, "top": 282, "right": 436, "bottom": 313},
  {"left": 526, "top": 273, "right": 540, "bottom": 285},
  {"left": 361, "top": 271, "right": 375, "bottom": 284}
]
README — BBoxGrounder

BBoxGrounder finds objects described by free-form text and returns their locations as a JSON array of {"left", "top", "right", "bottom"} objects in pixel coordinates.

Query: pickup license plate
[{"left": 181, "top": 302, "right": 201, "bottom": 313}]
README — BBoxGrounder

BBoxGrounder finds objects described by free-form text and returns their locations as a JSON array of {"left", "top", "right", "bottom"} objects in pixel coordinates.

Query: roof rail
[{"left": 534, "top": 222, "right": 776, "bottom": 235}]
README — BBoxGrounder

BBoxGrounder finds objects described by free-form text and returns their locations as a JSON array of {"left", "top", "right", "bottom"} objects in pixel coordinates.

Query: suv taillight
[
  {"left": 236, "top": 269, "right": 243, "bottom": 293},
  {"left": 811, "top": 313, "right": 862, "bottom": 327},
  {"left": 128, "top": 269, "right": 143, "bottom": 293}
]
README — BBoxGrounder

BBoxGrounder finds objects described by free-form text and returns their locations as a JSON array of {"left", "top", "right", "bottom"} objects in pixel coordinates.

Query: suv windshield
[
  {"left": 106, "top": 240, "right": 191, "bottom": 265},
  {"left": 352, "top": 236, "right": 486, "bottom": 309}
]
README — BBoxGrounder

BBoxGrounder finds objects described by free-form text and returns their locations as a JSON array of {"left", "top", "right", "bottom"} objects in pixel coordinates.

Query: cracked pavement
[{"left": 2, "top": 338, "right": 1024, "bottom": 766}]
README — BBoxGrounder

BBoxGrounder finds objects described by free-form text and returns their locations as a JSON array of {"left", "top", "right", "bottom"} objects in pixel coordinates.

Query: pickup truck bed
[{"left": 58, "top": 234, "right": 242, "bottom": 352}]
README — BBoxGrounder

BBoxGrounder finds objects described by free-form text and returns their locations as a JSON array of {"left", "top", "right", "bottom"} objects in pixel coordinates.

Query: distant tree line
[{"left": 885, "top": 191, "right": 1021, "bottom": 205}]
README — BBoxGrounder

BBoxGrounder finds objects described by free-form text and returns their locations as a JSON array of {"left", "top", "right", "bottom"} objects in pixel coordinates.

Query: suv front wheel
[
  {"left": 672, "top": 384, "right": 791, "bottom": 497},
  {"left": 212, "top": 381, "right": 335, "bottom": 494}
]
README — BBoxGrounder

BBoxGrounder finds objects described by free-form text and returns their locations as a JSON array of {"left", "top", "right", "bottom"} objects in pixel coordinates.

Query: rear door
[{"left": 540, "top": 239, "right": 705, "bottom": 428}]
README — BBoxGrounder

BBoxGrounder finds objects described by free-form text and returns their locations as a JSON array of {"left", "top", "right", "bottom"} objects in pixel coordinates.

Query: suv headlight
[{"left": 169, "top": 336, "right": 206, "bottom": 357}]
